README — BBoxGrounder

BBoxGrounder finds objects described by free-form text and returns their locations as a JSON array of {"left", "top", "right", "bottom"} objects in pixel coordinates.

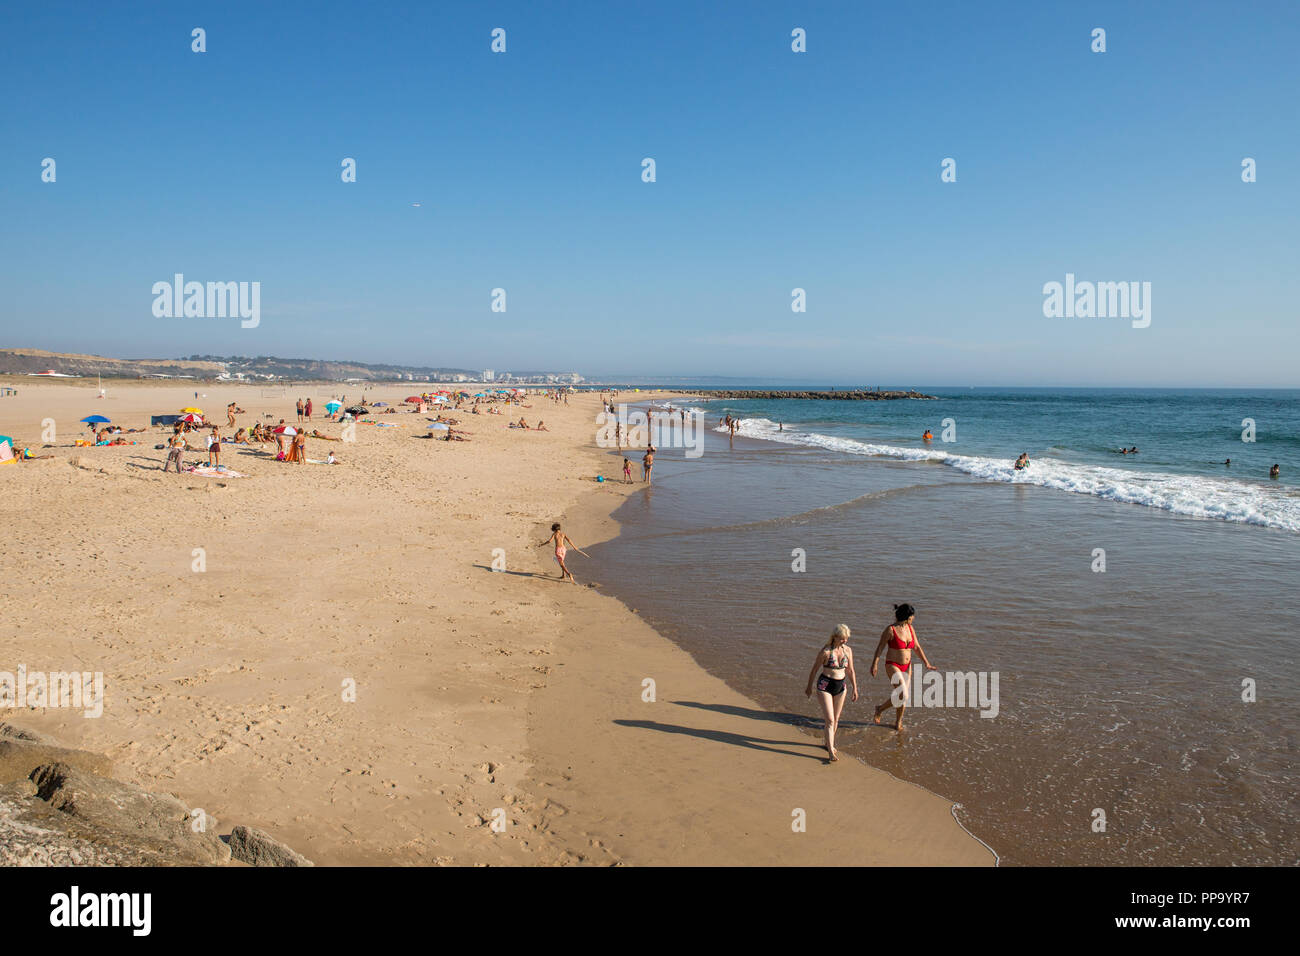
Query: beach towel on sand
[{"left": 186, "top": 464, "right": 246, "bottom": 478}]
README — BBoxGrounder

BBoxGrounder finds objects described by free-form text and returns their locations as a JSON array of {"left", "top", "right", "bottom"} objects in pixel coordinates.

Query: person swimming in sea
[
  {"left": 805, "top": 624, "right": 857, "bottom": 762},
  {"left": 922, "top": 430, "right": 933, "bottom": 441},
  {"left": 1270, "top": 463, "right": 1280, "bottom": 479},
  {"left": 1014, "top": 453, "right": 1029, "bottom": 470},
  {"left": 870, "top": 603, "right": 934, "bottom": 731}
]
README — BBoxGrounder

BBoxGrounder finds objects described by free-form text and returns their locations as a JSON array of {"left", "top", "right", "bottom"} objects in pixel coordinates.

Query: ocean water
[{"left": 589, "top": 389, "right": 1300, "bottom": 865}]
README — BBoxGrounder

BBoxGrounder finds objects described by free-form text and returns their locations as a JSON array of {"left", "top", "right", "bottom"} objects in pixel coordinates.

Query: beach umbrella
[
  {"left": 404, "top": 396, "right": 422, "bottom": 404},
  {"left": 373, "top": 402, "right": 389, "bottom": 407},
  {"left": 344, "top": 405, "right": 368, "bottom": 416},
  {"left": 273, "top": 425, "right": 297, "bottom": 436},
  {"left": 325, "top": 401, "right": 342, "bottom": 412},
  {"left": 180, "top": 413, "right": 203, "bottom": 423},
  {"left": 180, "top": 407, "right": 203, "bottom": 414},
  {"left": 80, "top": 415, "right": 111, "bottom": 423}
]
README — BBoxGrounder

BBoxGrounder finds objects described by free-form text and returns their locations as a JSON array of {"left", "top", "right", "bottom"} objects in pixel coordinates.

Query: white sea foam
[{"left": 719, "top": 419, "right": 1300, "bottom": 533}]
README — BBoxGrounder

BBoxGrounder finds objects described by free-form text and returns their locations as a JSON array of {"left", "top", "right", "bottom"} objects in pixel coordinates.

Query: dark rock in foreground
[
  {"left": 0, "top": 722, "right": 311, "bottom": 868},
  {"left": 228, "top": 825, "right": 314, "bottom": 867},
  {"left": 30, "top": 763, "right": 232, "bottom": 865}
]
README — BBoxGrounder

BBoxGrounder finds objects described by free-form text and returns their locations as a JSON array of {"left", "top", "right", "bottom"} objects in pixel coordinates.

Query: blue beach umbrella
[
  {"left": 325, "top": 401, "right": 342, "bottom": 412},
  {"left": 80, "top": 415, "right": 111, "bottom": 423}
]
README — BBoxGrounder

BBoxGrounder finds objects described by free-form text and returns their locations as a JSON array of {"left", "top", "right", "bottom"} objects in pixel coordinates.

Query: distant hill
[
  {"left": 0, "top": 349, "right": 483, "bottom": 382},
  {"left": 0, "top": 348, "right": 223, "bottom": 379}
]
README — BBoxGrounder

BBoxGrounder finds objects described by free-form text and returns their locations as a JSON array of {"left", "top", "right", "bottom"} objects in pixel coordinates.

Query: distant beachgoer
[
  {"left": 540, "top": 522, "right": 588, "bottom": 584},
  {"left": 1223, "top": 459, "right": 1231, "bottom": 466},
  {"left": 296, "top": 399, "right": 304, "bottom": 422},
  {"left": 922, "top": 430, "right": 933, "bottom": 441},
  {"left": 642, "top": 446, "right": 654, "bottom": 483},
  {"left": 623, "top": 457, "right": 632, "bottom": 483},
  {"left": 537, "top": 421, "right": 549, "bottom": 431},
  {"left": 207, "top": 427, "right": 221, "bottom": 466},
  {"left": 1270, "top": 463, "right": 1280, "bottom": 479},
  {"left": 163, "top": 431, "right": 186, "bottom": 473},
  {"left": 870, "top": 603, "right": 934, "bottom": 731},
  {"left": 227, "top": 403, "right": 237, "bottom": 427},
  {"left": 614, "top": 421, "right": 621, "bottom": 447},
  {"left": 1014, "top": 453, "right": 1029, "bottom": 470},
  {"left": 1129, "top": 446, "right": 1139, "bottom": 454},
  {"left": 805, "top": 624, "right": 857, "bottom": 762},
  {"left": 305, "top": 398, "right": 313, "bottom": 421}
]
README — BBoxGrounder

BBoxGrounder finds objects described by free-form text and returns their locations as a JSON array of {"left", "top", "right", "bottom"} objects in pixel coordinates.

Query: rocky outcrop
[
  {"left": 0, "top": 722, "right": 310, "bottom": 867},
  {"left": 29, "top": 763, "right": 232, "bottom": 865},
  {"left": 228, "top": 825, "right": 314, "bottom": 867}
]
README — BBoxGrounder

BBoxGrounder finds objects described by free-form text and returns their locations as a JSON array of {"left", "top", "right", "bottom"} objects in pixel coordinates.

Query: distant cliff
[{"left": 0, "top": 348, "right": 476, "bottom": 382}]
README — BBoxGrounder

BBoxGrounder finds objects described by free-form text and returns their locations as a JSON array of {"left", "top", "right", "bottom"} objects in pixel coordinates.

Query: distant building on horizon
[{"left": 483, "top": 369, "right": 495, "bottom": 382}]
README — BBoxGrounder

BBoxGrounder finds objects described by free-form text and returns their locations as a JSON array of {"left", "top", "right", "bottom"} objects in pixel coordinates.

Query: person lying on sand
[
  {"left": 805, "top": 624, "right": 857, "bottom": 761},
  {"left": 16, "top": 448, "right": 55, "bottom": 461},
  {"left": 536, "top": 421, "right": 549, "bottom": 431},
  {"left": 310, "top": 430, "right": 342, "bottom": 441}
]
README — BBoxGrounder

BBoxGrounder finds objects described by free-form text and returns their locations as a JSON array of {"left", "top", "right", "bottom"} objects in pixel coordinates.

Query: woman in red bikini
[{"left": 870, "top": 603, "right": 934, "bottom": 731}]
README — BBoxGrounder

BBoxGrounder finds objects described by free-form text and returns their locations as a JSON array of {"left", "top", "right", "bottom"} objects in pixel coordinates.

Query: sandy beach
[{"left": 0, "top": 379, "right": 990, "bottom": 865}]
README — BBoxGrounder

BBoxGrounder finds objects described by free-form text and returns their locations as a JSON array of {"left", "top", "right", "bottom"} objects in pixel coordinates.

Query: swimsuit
[
  {"left": 818, "top": 648, "right": 848, "bottom": 696},
  {"left": 554, "top": 542, "right": 566, "bottom": 566},
  {"left": 886, "top": 624, "right": 916, "bottom": 673}
]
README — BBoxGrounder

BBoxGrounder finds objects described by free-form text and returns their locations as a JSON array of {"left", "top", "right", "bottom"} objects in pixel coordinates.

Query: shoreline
[
  {"left": 0, "top": 384, "right": 988, "bottom": 865},
  {"left": 518, "top": 397, "right": 992, "bottom": 866}
]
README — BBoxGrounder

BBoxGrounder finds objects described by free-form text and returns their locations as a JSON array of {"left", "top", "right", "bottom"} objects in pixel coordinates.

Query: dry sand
[{"left": 0, "top": 379, "right": 991, "bottom": 865}]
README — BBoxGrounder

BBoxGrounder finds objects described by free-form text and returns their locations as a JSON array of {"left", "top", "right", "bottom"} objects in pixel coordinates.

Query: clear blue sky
[{"left": 1, "top": 1, "right": 1297, "bottom": 385}]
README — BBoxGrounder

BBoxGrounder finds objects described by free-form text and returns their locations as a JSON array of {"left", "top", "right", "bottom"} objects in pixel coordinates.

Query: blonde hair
[{"left": 829, "top": 623, "right": 850, "bottom": 644}]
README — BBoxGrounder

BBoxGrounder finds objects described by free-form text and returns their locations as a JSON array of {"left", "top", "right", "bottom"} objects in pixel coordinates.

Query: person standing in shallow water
[
  {"left": 871, "top": 603, "right": 935, "bottom": 731},
  {"left": 805, "top": 624, "right": 857, "bottom": 762}
]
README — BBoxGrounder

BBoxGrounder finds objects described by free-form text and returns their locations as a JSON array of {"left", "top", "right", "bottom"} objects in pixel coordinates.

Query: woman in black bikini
[
  {"left": 805, "top": 624, "right": 857, "bottom": 762},
  {"left": 870, "top": 603, "right": 935, "bottom": 731}
]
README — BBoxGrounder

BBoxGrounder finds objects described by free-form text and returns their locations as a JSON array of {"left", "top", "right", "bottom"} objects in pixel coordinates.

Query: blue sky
[{"left": 1, "top": 0, "right": 1297, "bottom": 385}]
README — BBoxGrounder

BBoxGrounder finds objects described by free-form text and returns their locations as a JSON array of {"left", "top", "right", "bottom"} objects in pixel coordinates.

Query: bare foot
[
  {"left": 894, "top": 720, "right": 904, "bottom": 731},
  {"left": 872, "top": 705, "right": 885, "bottom": 725},
  {"left": 829, "top": 748, "right": 839, "bottom": 762}
]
